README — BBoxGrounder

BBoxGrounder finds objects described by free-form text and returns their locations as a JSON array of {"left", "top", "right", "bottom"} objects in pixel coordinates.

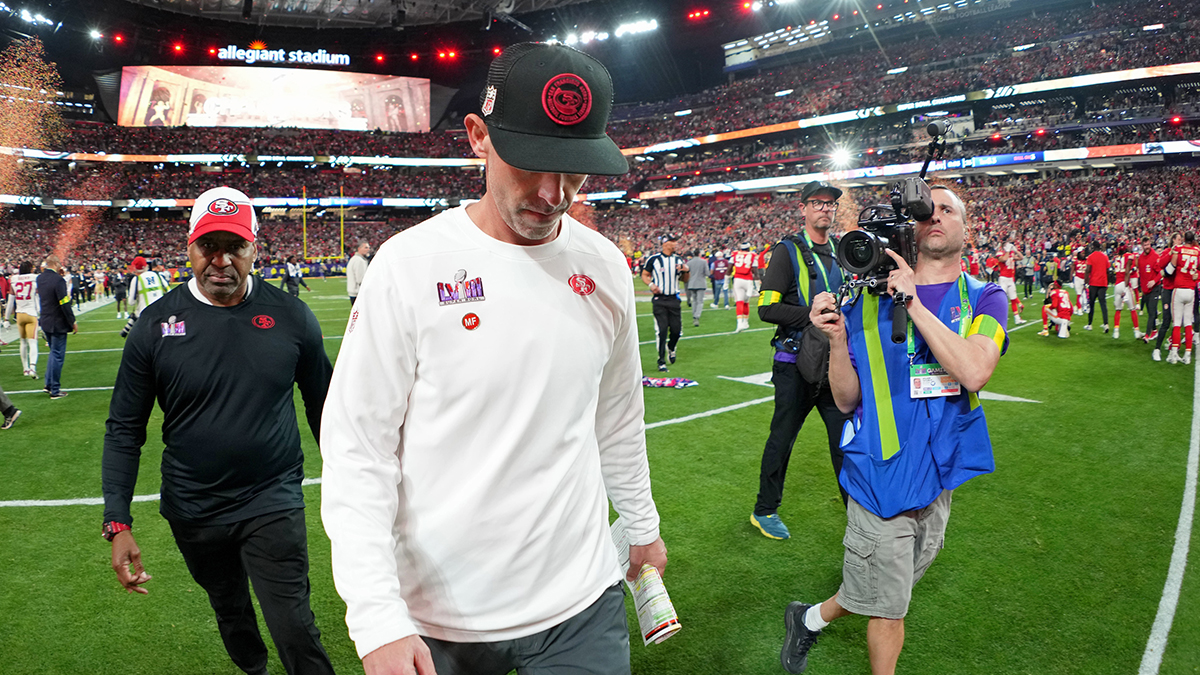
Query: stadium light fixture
[
  {"left": 832, "top": 13, "right": 839, "bottom": 20},
  {"left": 1171, "top": 116, "right": 1183, "bottom": 124},
  {"left": 751, "top": 2, "right": 762, "bottom": 11},
  {"left": 615, "top": 19, "right": 657, "bottom": 37},
  {"left": 1035, "top": 128, "right": 1046, "bottom": 135},
  {"left": 208, "top": 47, "right": 217, "bottom": 55},
  {"left": 89, "top": 29, "right": 102, "bottom": 39},
  {"left": 114, "top": 34, "right": 124, "bottom": 43},
  {"left": 376, "top": 54, "right": 385, "bottom": 62},
  {"left": 448, "top": 50, "right": 457, "bottom": 58},
  {"left": 412, "top": 53, "right": 420, "bottom": 60},
  {"left": 831, "top": 148, "right": 853, "bottom": 166},
  {"left": 493, "top": 46, "right": 502, "bottom": 55},
  {"left": 173, "top": 43, "right": 184, "bottom": 53},
  {"left": 853, "top": 10, "right": 859, "bottom": 15},
  {"left": 775, "top": 89, "right": 793, "bottom": 97}
]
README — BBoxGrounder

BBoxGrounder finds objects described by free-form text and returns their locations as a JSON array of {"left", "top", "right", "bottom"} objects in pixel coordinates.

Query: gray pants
[
  {"left": 686, "top": 288, "right": 706, "bottom": 323},
  {"left": 0, "top": 382, "right": 13, "bottom": 416},
  {"left": 423, "top": 583, "right": 630, "bottom": 675}
]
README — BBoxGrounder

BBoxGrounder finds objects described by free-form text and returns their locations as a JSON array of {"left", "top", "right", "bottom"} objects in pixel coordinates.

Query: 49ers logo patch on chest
[
  {"left": 569, "top": 274, "right": 596, "bottom": 296},
  {"left": 542, "top": 74, "right": 591, "bottom": 126},
  {"left": 253, "top": 315, "right": 275, "bottom": 329}
]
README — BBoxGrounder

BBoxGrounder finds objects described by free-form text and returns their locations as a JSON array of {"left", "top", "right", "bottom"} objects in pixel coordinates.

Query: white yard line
[
  {"left": 645, "top": 396, "right": 774, "bottom": 430},
  {"left": 1138, "top": 355, "right": 1199, "bottom": 674},
  {"left": 0, "top": 393, "right": 782, "bottom": 504},
  {"left": 0, "top": 478, "right": 325, "bottom": 508},
  {"left": 638, "top": 327, "right": 770, "bottom": 346},
  {"left": 7, "top": 385, "right": 116, "bottom": 395},
  {"left": 1, "top": 347, "right": 124, "bottom": 358}
]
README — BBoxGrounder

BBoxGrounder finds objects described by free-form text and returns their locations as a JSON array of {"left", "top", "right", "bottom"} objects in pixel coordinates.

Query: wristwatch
[{"left": 101, "top": 521, "right": 131, "bottom": 542}]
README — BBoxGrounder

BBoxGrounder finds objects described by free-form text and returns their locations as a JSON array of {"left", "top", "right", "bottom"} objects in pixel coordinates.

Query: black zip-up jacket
[{"left": 101, "top": 277, "right": 332, "bottom": 526}]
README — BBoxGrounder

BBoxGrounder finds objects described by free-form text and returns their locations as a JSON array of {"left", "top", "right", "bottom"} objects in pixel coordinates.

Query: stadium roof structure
[{"left": 117, "top": 0, "right": 596, "bottom": 28}]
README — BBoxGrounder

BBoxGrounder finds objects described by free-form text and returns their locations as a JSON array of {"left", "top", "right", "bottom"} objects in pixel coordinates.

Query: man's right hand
[
  {"left": 810, "top": 292, "right": 845, "bottom": 342},
  {"left": 111, "top": 530, "right": 151, "bottom": 594},
  {"left": 363, "top": 636, "right": 438, "bottom": 675}
]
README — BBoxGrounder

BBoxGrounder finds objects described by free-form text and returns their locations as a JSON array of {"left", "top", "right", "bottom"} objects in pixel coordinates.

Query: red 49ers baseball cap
[
  {"left": 478, "top": 42, "right": 629, "bottom": 176},
  {"left": 188, "top": 186, "right": 258, "bottom": 244}
]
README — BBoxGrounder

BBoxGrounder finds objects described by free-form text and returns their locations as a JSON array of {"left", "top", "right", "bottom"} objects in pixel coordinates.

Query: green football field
[{"left": 0, "top": 277, "right": 1197, "bottom": 675}]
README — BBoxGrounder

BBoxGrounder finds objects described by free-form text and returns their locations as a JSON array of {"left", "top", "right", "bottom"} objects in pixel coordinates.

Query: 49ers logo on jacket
[
  {"left": 542, "top": 74, "right": 591, "bottom": 126},
  {"left": 568, "top": 274, "right": 595, "bottom": 296},
  {"left": 208, "top": 198, "right": 239, "bottom": 216},
  {"left": 253, "top": 315, "right": 275, "bottom": 329}
]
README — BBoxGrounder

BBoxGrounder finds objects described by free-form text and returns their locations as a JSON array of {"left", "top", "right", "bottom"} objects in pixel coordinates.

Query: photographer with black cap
[
  {"left": 750, "top": 180, "right": 851, "bottom": 541},
  {"left": 321, "top": 43, "right": 666, "bottom": 675}
]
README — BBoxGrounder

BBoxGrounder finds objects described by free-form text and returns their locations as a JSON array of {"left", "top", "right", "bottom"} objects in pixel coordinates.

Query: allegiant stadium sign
[{"left": 217, "top": 45, "right": 351, "bottom": 67}]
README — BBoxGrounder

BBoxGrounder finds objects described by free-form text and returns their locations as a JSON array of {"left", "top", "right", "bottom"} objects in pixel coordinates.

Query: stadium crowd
[{"left": 23, "top": 164, "right": 485, "bottom": 200}]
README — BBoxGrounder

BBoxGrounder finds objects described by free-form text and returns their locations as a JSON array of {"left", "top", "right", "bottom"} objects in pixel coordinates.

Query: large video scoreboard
[{"left": 118, "top": 65, "right": 430, "bottom": 132}]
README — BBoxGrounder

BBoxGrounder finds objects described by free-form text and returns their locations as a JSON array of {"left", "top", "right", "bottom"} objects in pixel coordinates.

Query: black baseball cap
[
  {"left": 801, "top": 180, "right": 843, "bottom": 201},
  {"left": 478, "top": 42, "right": 629, "bottom": 176}
]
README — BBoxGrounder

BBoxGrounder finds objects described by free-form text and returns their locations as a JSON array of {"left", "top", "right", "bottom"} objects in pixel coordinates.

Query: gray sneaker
[
  {"left": 1, "top": 409, "right": 19, "bottom": 430},
  {"left": 781, "top": 602, "right": 821, "bottom": 674}
]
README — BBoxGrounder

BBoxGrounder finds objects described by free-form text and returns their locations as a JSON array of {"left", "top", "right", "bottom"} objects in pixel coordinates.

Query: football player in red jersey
[
  {"left": 1153, "top": 233, "right": 1182, "bottom": 360},
  {"left": 1168, "top": 232, "right": 1200, "bottom": 364},
  {"left": 1072, "top": 250, "right": 1088, "bottom": 315},
  {"left": 730, "top": 243, "right": 758, "bottom": 332},
  {"left": 1039, "top": 278, "right": 1074, "bottom": 338},
  {"left": 1138, "top": 236, "right": 1163, "bottom": 345},
  {"left": 996, "top": 246, "right": 1025, "bottom": 324},
  {"left": 1111, "top": 243, "right": 1141, "bottom": 339}
]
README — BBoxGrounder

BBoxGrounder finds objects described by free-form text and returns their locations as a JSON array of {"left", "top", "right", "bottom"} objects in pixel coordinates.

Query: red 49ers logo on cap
[
  {"left": 542, "top": 74, "right": 592, "bottom": 126},
  {"left": 253, "top": 315, "right": 275, "bottom": 329},
  {"left": 568, "top": 274, "right": 595, "bottom": 296},
  {"left": 208, "top": 198, "right": 239, "bottom": 216}
]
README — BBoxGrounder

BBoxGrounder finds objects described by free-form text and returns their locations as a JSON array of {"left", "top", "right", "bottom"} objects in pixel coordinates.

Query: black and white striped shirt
[{"left": 644, "top": 253, "right": 684, "bottom": 296}]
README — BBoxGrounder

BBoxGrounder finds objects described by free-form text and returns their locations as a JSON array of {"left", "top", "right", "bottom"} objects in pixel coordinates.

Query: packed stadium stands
[{"left": 5, "top": 0, "right": 1200, "bottom": 273}]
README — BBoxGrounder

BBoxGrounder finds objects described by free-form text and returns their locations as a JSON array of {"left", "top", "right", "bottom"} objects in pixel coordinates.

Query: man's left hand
[
  {"left": 627, "top": 537, "right": 667, "bottom": 581},
  {"left": 884, "top": 249, "right": 917, "bottom": 300}
]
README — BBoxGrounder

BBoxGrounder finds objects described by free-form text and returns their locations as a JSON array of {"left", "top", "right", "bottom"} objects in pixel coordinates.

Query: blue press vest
[{"left": 838, "top": 275, "right": 1003, "bottom": 518}]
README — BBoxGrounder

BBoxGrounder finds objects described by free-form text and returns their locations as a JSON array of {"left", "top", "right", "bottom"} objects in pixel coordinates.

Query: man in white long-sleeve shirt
[
  {"left": 320, "top": 42, "right": 667, "bottom": 675},
  {"left": 346, "top": 241, "right": 370, "bottom": 306}
]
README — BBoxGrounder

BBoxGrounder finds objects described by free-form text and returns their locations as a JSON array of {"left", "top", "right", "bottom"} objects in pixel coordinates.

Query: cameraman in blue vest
[
  {"left": 780, "top": 185, "right": 1008, "bottom": 675},
  {"left": 750, "top": 181, "right": 851, "bottom": 541}
]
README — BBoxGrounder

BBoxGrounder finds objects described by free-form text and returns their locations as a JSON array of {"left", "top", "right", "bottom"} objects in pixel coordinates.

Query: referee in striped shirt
[{"left": 641, "top": 236, "right": 689, "bottom": 372}]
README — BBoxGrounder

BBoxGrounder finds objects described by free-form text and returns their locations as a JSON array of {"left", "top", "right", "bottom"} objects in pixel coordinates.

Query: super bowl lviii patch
[{"left": 438, "top": 269, "right": 486, "bottom": 306}]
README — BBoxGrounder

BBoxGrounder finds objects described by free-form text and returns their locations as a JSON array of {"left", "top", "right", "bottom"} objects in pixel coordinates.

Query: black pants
[
  {"left": 1157, "top": 289, "right": 1174, "bottom": 350},
  {"left": 169, "top": 508, "right": 335, "bottom": 675},
  {"left": 755, "top": 358, "right": 850, "bottom": 514},
  {"left": 1087, "top": 285, "right": 1108, "bottom": 326},
  {"left": 1144, "top": 286, "right": 1161, "bottom": 335},
  {"left": 651, "top": 295, "right": 682, "bottom": 364},
  {"left": 1022, "top": 274, "right": 1034, "bottom": 297}
]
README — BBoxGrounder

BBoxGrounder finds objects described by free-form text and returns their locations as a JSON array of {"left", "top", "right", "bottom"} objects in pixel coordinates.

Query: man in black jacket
[
  {"left": 750, "top": 181, "right": 850, "bottom": 540},
  {"left": 37, "top": 255, "right": 77, "bottom": 399},
  {"left": 101, "top": 187, "right": 336, "bottom": 675}
]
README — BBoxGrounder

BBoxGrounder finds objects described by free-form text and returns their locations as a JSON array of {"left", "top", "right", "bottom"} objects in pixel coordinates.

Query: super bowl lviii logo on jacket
[{"left": 437, "top": 269, "right": 486, "bottom": 306}]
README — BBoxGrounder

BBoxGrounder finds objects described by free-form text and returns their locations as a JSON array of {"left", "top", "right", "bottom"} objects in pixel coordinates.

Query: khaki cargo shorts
[{"left": 836, "top": 490, "right": 952, "bottom": 620}]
